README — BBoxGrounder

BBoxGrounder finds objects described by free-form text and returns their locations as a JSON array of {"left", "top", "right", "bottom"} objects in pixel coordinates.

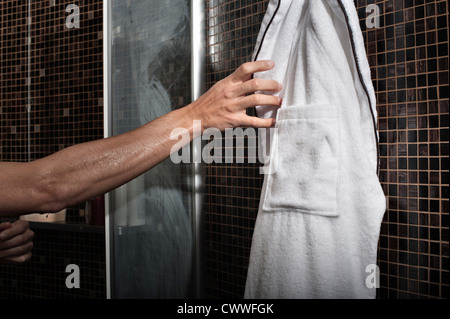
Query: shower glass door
[{"left": 104, "top": 0, "right": 200, "bottom": 298}]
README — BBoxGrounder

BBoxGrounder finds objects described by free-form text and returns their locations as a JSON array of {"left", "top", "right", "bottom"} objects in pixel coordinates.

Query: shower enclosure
[{"left": 103, "top": 0, "right": 205, "bottom": 298}]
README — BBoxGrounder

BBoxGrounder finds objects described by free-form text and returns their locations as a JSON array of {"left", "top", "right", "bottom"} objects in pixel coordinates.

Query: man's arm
[{"left": 0, "top": 61, "right": 281, "bottom": 217}]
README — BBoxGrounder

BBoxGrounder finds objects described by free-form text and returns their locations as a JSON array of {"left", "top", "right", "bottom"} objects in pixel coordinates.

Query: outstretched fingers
[
  {"left": 238, "top": 93, "right": 282, "bottom": 110},
  {"left": 193, "top": 60, "right": 281, "bottom": 130},
  {"left": 231, "top": 60, "right": 275, "bottom": 82},
  {"left": 240, "top": 115, "right": 276, "bottom": 128},
  {"left": 234, "top": 78, "right": 282, "bottom": 97}
]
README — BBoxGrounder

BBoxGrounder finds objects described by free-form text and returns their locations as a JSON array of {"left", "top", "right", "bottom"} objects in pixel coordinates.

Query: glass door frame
[{"left": 102, "top": 0, "right": 206, "bottom": 299}]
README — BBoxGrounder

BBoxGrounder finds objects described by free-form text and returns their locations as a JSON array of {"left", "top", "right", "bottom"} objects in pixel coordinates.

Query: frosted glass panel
[{"left": 109, "top": 0, "right": 194, "bottom": 298}]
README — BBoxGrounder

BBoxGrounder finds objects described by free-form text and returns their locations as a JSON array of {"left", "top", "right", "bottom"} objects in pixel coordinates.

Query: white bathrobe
[{"left": 244, "top": 0, "right": 387, "bottom": 299}]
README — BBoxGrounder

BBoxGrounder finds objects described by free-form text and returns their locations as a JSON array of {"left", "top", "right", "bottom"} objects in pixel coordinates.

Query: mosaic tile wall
[
  {"left": 204, "top": 0, "right": 268, "bottom": 299},
  {"left": 0, "top": 0, "right": 103, "bottom": 162},
  {"left": 0, "top": 0, "right": 103, "bottom": 223},
  {"left": 360, "top": 0, "right": 448, "bottom": 299},
  {"left": 203, "top": 0, "right": 448, "bottom": 299},
  {"left": 0, "top": 0, "right": 105, "bottom": 298}
]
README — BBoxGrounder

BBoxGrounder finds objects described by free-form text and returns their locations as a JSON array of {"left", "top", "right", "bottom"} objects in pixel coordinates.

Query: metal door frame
[{"left": 103, "top": 0, "right": 205, "bottom": 299}]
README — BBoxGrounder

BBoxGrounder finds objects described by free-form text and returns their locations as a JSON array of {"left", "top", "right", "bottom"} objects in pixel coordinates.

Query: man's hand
[
  {"left": 0, "top": 220, "right": 34, "bottom": 264},
  {"left": 188, "top": 60, "right": 282, "bottom": 131}
]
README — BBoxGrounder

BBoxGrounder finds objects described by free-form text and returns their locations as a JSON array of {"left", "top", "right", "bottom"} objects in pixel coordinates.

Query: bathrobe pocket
[{"left": 262, "top": 104, "right": 340, "bottom": 217}]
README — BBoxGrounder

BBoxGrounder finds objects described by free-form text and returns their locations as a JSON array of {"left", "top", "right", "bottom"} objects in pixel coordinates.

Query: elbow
[
  {"left": 37, "top": 171, "right": 70, "bottom": 214},
  {"left": 42, "top": 199, "right": 67, "bottom": 215}
]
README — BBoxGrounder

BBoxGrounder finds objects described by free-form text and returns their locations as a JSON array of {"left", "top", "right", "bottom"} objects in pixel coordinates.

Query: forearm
[
  {"left": 48, "top": 106, "right": 195, "bottom": 208},
  {"left": 0, "top": 61, "right": 281, "bottom": 217},
  {"left": 0, "top": 106, "right": 195, "bottom": 216}
]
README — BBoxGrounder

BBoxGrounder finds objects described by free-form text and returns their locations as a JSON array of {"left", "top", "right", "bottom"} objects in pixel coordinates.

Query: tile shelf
[{"left": 29, "top": 221, "right": 105, "bottom": 234}]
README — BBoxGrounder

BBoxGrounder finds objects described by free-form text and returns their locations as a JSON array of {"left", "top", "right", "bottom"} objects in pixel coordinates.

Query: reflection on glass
[{"left": 110, "top": 0, "right": 193, "bottom": 298}]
